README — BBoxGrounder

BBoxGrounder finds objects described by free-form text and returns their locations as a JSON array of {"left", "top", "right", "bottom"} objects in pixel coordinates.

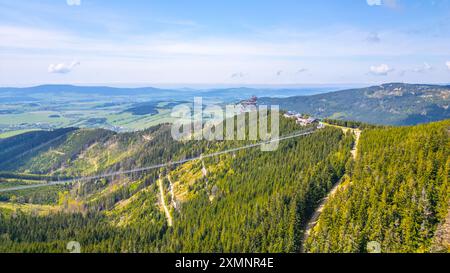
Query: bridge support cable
[{"left": 0, "top": 128, "right": 317, "bottom": 193}]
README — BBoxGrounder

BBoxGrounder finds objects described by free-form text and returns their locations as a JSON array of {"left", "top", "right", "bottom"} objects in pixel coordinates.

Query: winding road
[
  {"left": 157, "top": 176, "right": 173, "bottom": 227},
  {"left": 300, "top": 125, "right": 361, "bottom": 252}
]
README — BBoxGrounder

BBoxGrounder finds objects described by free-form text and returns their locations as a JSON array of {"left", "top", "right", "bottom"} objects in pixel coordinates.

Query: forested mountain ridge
[
  {"left": 305, "top": 120, "right": 450, "bottom": 253},
  {"left": 260, "top": 83, "right": 450, "bottom": 125},
  {"left": 0, "top": 116, "right": 448, "bottom": 253},
  {"left": 0, "top": 114, "right": 354, "bottom": 252}
]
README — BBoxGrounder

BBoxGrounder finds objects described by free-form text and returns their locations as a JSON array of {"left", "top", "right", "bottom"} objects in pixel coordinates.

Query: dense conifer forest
[
  {"left": 0, "top": 115, "right": 448, "bottom": 253},
  {"left": 305, "top": 120, "right": 449, "bottom": 253}
]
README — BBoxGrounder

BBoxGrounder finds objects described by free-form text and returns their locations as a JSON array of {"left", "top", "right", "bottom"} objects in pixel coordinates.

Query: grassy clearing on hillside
[{"left": 0, "top": 202, "right": 58, "bottom": 217}]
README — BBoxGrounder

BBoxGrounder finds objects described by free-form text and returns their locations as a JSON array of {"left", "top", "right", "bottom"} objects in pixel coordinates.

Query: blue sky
[{"left": 1, "top": 0, "right": 450, "bottom": 86}]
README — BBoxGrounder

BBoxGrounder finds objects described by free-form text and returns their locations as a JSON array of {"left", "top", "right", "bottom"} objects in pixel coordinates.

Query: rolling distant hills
[
  {"left": 0, "top": 85, "right": 173, "bottom": 97},
  {"left": 1, "top": 83, "right": 449, "bottom": 138},
  {"left": 260, "top": 83, "right": 450, "bottom": 125},
  {"left": 0, "top": 84, "right": 333, "bottom": 136},
  {"left": 0, "top": 84, "right": 327, "bottom": 102}
]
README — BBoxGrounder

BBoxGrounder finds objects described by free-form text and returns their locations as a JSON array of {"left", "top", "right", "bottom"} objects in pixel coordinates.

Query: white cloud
[
  {"left": 412, "top": 62, "right": 432, "bottom": 73},
  {"left": 366, "top": 32, "right": 381, "bottom": 43},
  {"left": 48, "top": 61, "right": 80, "bottom": 74},
  {"left": 66, "top": 0, "right": 81, "bottom": 6},
  {"left": 231, "top": 72, "right": 245, "bottom": 78},
  {"left": 369, "top": 64, "right": 394, "bottom": 76},
  {"left": 2, "top": 25, "right": 449, "bottom": 62},
  {"left": 446, "top": 61, "right": 450, "bottom": 70},
  {"left": 2, "top": 24, "right": 450, "bottom": 85},
  {"left": 366, "top": 0, "right": 398, "bottom": 8},
  {"left": 383, "top": 0, "right": 398, "bottom": 9},
  {"left": 400, "top": 63, "right": 433, "bottom": 76},
  {"left": 367, "top": 0, "right": 382, "bottom": 6}
]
